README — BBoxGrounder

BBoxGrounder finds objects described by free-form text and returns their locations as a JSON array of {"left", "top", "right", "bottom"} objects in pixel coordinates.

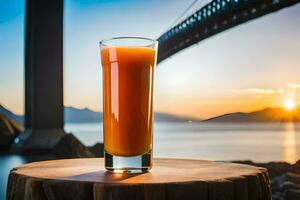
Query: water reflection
[
  {"left": 283, "top": 123, "right": 298, "bottom": 164},
  {"left": 67, "top": 122, "right": 300, "bottom": 162}
]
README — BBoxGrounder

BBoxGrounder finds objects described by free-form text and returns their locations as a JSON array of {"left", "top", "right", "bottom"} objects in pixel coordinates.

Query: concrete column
[{"left": 17, "top": 0, "right": 65, "bottom": 154}]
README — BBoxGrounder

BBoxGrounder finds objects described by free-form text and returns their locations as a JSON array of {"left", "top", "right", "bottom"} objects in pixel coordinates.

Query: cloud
[
  {"left": 277, "top": 89, "right": 284, "bottom": 93},
  {"left": 288, "top": 83, "right": 300, "bottom": 88},
  {"left": 229, "top": 89, "right": 242, "bottom": 94},
  {"left": 247, "top": 88, "right": 275, "bottom": 94},
  {"left": 230, "top": 88, "right": 279, "bottom": 95}
]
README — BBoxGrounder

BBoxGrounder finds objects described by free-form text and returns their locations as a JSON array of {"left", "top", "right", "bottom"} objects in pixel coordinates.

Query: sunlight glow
[
  {"left": 283, "top": 123, "right": 298, "bottom": 164},
  {"left": 284, "top": 100, "right": 296, "bottom": 111}
]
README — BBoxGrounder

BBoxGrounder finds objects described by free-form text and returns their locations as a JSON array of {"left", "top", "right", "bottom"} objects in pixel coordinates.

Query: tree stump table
[{"left": 7, "top": 158, "right": 271, "bottom": 200}]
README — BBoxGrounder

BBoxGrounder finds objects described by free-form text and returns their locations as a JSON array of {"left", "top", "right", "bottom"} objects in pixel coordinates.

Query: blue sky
[
  {"left": 1, "top": 0, "right": 300, "bottom": 118},
  {"left": 0, "top": 0, "right": 25, "bottom": 115}
]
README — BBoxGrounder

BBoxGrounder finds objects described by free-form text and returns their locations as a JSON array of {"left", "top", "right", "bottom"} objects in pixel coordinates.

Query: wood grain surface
[{"left": 7, "top": 158, "right": 271, "bottom": 200}]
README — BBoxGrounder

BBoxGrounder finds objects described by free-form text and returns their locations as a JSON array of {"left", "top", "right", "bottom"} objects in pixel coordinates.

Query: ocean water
[
  {"left": 0, "top": 155, "right": 26, "bottom": 200},
  {"left": 65, "top": 122, "right": 300, "bottom": 164},
  {"left": 1, "top": 122, "right": 300, "bottom": 199}
]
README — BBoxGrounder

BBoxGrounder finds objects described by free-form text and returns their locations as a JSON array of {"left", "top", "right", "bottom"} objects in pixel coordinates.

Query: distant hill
[
  {"left": 0, "top": 105, "right": 198, "bottom": 123},
  {"left": 65, "top": 107, "right": 102, "bottom": 123},
  {"left": 4, "top": 104, "right": 300, "bottom": 123},
  {"left": 65, "top": 106, "right": 198, "bottom": 123},
  {"left": 154, "top": 112, "right": 198, "bottom": 122},
  {"left": 203, "top": 107, "right": 300, "bottom": 122},
  {"left": 0, "top": 105, "right": 23, "bottom": 123}
]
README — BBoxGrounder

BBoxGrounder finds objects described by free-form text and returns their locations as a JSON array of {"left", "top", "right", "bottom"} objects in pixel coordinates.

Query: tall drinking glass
[{"left": 100, "top": 37, "right": 158, "bottom": 173}]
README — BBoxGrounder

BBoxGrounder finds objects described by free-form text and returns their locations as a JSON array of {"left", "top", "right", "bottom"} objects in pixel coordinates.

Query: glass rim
[{"left": 100, "top": 36, "right": 158, "bottom": 47}]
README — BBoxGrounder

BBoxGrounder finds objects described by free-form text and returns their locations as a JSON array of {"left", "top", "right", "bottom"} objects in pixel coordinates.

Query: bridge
[
  {"left": 157, "top": 0, "right": 300, "bottom": 63},
  {"left": 17, "top": 0, "right": 300, "bottom": 153}
]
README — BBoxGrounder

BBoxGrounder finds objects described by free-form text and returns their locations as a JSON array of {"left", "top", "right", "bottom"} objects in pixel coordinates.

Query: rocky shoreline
[
  {"left": 1, "top": 116, "right": 299, "bottom": 199},
  {"left": 233, "top": 160, "right": 300, "bottom": 199},
  {"left": 46, "top": 133, "right": 300, "bottom": 200},
  {"left": 50, "top": 134, "right": 300, "bottom": 200},
  {"left": 0, "top": 114, "right": 23, "bottom": 151}
]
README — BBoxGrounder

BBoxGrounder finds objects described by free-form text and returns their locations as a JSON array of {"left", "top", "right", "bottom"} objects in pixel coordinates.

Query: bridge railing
[{"left": 157, "top": 0, "right": 300, "bottom": 63}]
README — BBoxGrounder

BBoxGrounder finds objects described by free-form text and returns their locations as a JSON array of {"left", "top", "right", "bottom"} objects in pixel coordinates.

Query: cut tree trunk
[{"left": 7, "top": 158, "right": 271, "bottom": 200}]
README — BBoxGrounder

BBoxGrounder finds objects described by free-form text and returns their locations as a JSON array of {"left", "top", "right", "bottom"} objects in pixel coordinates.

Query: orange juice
[{"left": 101, "top": 47, "right": 156, "bottom": 156}]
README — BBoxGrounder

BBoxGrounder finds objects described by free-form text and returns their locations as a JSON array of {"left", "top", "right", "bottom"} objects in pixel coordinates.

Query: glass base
[{"left": 104, "top": 150, "right": 152, "bottom": 173}]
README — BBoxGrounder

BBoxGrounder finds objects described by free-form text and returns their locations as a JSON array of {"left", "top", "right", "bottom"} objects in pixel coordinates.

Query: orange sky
[{"left": 1, "top": 1, "right": 300, "bottom": 120}]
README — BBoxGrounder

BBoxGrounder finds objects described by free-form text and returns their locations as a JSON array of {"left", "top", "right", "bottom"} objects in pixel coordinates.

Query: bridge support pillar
[{"left": 14, "top": 0, "right": 66, "bottom": 154}]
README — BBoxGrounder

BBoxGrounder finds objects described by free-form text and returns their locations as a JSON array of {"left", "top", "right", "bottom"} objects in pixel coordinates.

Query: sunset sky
[{"left": 1, "top": 0, "right": 300, "bottom": 119}]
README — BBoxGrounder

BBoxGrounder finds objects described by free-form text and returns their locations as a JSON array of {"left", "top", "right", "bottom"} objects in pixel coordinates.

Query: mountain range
[
  {"left": 204, "top": 107, "right": 300, "bottom": 122},
  {"left": 2, "top": 104, "right": 300, "bottom": 124},
  {"left": 0, "top": 105, "right": 23, "bottom": 122},
  {"left": 0, "top": 105, "right": 199, "bottom": 123},
  {"left": 65, "top": 107, "right": 201, "bottom": 123}
]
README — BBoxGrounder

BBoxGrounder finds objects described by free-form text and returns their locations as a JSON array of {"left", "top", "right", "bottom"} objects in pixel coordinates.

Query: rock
[
  {"left": 88, "top": 142, "right": 104, "bottom": 157},
  {"left": 280, "top": 181, "right": 300, "bottom": 191},
  {"left": 271, "top": 173, "right": 300, "bottom": 199},
  {"left": 233, "top": 160, "right": 300, "bottom": 199},
  {"left": 272, "top": 175, "right": 285, "bottom": 192},
  {"left": 274, "top": 173, "right": 300, "bottom": 185},
  {"left": 0, "top": 114, "right": 24, "bottom": 151},
  {"left": 272, "top": 173, "right": 300, "bottom": 187},
  {"left": 285, "top": 189, "right": 300, "bottom": 200},
  {"left": 285, "top": 173, "right": 300, "bottom": 184},
  {"left": 54, "top": 133, "right": 95, "bottom": 159},
  {"left": 261, "top": 162, "right": 294, "bottom": 178},
  {"left": 0, "top": 116, "right": 14, "bottom": 150},
  {"left": 291, "top": 161, "right": 300, "bottom": 174},
  {"left": 236, "top": 160, "right": 300, "bottom": 178},
  {"left": 272, "top": 195, "right": 284, "bottom": 200},
  {"left": 233, "top": 160, "right": 293, "bottom": 178}
]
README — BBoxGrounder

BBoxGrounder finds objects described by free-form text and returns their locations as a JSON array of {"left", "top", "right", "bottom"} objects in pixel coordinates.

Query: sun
[{"left": 284, "top": 100, "right": 296, "bottom": 111}]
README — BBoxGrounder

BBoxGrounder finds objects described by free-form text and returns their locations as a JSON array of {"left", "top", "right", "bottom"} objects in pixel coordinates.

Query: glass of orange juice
[{"left": 100, "top": 37, "right": 158, "bottom": 173}]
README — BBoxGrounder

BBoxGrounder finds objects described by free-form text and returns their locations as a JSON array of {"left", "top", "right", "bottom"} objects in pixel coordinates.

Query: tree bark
[{"left": 7, "top": 158, "right": 271, "bottom": 200}]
